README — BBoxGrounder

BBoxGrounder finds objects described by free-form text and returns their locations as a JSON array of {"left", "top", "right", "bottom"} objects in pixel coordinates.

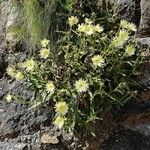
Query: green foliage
[
  {"left": 6, "top": 1, "right": 144, "bottom": 135},
  {"left": 59, "top": 0, "right": 77, "bottom": 11}
]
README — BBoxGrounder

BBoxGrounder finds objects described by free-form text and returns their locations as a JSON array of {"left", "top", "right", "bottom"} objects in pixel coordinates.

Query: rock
[
  {"left": 117, "top": 0, "right": 141, "bottom": 25},
  {"left": 101, "top": 124, "right": 150, "bottom": 150},
  {"left": 0, "top": 142, "right": 27, "bottom": 150},
  {"left": 138, "top": 0, "right": 150, "bottom": 37},
  {"left": 0, "top": 79, "right": 33, "bottom": 100},
  {"left": 0, "top": 49, "right": 30, "bottom": 100},
  {"left": 136, "top": 38, "right": 150, "bottom": 56},
  {"left": 0, "top": 100, "right": 75, "bottom": 149},
  {"left": 0, "top": 1, "right": 23, "bottom": 44},
  {"left": 41, "top": 134, "right": 59, "bottom": 144},
  {"left": 0, "top": 46, "right": 7, "bottom": 79},
  {"left": 0, "top": 101, "right": 52, "bottom": 138},
  {"left": 0, "top": 100, "right": 68, "bottom": 149}
]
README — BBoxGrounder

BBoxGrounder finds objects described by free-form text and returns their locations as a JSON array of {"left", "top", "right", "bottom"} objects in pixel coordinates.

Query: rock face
[
  {"left": 0, "top": 100, "right": 82, "bottom": 150},
  {"left": 101, "top": 124, "right": 150, "bottom": 150},
  {"left": 0, "top": 0, "right": 22, "bottom": 44},
  {"left": 116, "top": 0, "right": 141, "bottom": 25},
  {"left": 139, "top": 0, "right": 150, "bottom": 36},
  {"left": 0, "top": 101, "right": 72, "bottom": 150}
]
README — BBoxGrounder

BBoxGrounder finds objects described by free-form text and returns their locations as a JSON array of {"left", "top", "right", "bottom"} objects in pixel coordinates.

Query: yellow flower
[
  {"left": 68, "top": 16, "right": 79, "bottom": 26},
  {"left": 93, "top": 24, "right": 103, "bottom": 33},
  {"left": 15, "top": 71, "right": 24, "bottom": 80},
  {"left": 78, "top": 24, "right": 94, "bottom": 35},
  {"left": 41, "top": 38, "right": 49, "bottom": 47},
  {"left": 46, "top": 81, "right": 55, "bottom": 93},
  {"left": 78, "top": 24, "right": 86, "bottom": 32},
  {"left": 54, "top": 116, "right": 66, "bottom": 129},
  {"left": 112, "top": 30, "right": 129, "bottom": 47},
  {"left": 125, "top": 45, "right": 135, "bottom": 56},
  {"left": 127, "top": 23, "right": 137, "bottom": 32},
  {"left": 40, "top": 48, "right": 50, "bottom": 59},
  {"left": 85, "top": 18, "right": 92, "bottom": 24},
  {"left": 75, "top": 79, "right": 89, "bottom": 93},
  {"left": 6, "top": 66, "right": 16, "bottom": 77},
  {"left": 6, "top": 94, "right": 12, "bottom": 102},
  {"left": 119, "top": 30, "right": 129, "bottom": 41},
  {"left": 84, "top": 24, "right": 94, "bottom": 35},
  {"left": 55, "top": 101, "right": 68, "bottom": 115},
  {"left": 22, "top": 58, "right": 36, "bottom": 72},
  {"left": 92, "top": 55, "right": 104, "bottom": 67},
  {"left": 112, "top": 37, "right": 124, "bottom": 47},
  {"left": 120, "top": 20, "right": 137, "bottom": 32},
  {"left": 120, "top": 20, "right": 129, "bottom": 29}
]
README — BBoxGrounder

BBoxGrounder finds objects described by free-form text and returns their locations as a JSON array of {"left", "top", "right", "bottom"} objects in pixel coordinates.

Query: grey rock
[
  {"left": 0, "top": 50, "right": 30, "bottom": 99},
  {"left": 0, "top": 1, "right": 23, "bottom": 44},
  {"left": 0, "top": 47, "right": 7, "bottom": 79},
  {"left": 136, "top": 38, "right": 150, "bottom": 51},
  {"left": 101, "top": 124, "right": 150, "bottom": 150},
  {"left": 116, "top": 0, "right": 141, "bottom": 25},
  {"left": 0, "top": 101, "right": 67, "bottom": 149},
  {"left": 0, "top": 101, "right": 53, "bottom": 139},
  {"left": 138, "top": 0, "right": 150, "bottom": 36},
  {"left": 0, "top": 142, "right": 27, "bottom": 150},
  {"left": 0, "top": 78, "right": 9, "bottom": 98},
  {"left": 128, "top": 124, "right": 150, "bottom": 136},
  {"left": 0, "top": 79, "right": 33, "bottom": 100}
]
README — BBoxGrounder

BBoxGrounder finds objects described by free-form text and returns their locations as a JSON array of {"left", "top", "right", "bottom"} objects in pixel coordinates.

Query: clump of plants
[{"left": 6, "top": 16, "right": 143, "bottom": 134}]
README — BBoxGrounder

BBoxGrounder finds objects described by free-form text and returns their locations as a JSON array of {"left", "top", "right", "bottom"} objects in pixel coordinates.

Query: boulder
[
  {"left": 101, "top": 124, "right": 150, "bottom": 150},
  {"left": 138, "top": 0, "right": 150, "bottom": 36},
  {"left": 0, "top": 0, "right": 22, "bottom": 44}
]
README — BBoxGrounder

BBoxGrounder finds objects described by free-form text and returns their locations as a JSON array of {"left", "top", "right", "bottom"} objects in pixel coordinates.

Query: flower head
[
  {"left": 46, "top": 81, "right": 55, "bottom": 93},
  {"left": 6, "top": 94, "right": 12, "bottom": 102},
  {"left": 127, "top": 23, "right": 137, "bottom": 32},
  {"left": 41, "top": 38, "right": 49, "bottom": 47},
  {"left": 75, "top": 79, "right": 89, "bottom": 93},
  {"left": 68, "top": 16, "right": 79, "bottom": 27},
  {"left": 40, "top": 48, "right": 50, "bottom": 59},
  {"left": 112, "top": 30, "right": 129, "bottom": 47},
  {"left": 85, "top": 18, "right": 93, "bottom": 24},
  {"left": 118, "top": 30, "right": 129, "bottom": 41},
  {"left": 15, "top": 71, "right": 24, "bottom": 80},
  {"left": 125, "top": 45, "right": 135, "bottom": 56},
  {"left": 120, "top": 20, "right": 129, "bottom": 29},
  {"left": 120, "top": 20, "right": 137, "bottom": 32},
  {"left": 112, "top": 37, "right": 124, "bottom": 47},
  {"left": 78, "top": 24, "right": 94, "bottom": 35},
  {"left": 92, "top": 55, "right": 104, "bottom": 67},
  {"left": 78, "top": 24, "right": 86, "bottom": 32},
  {"left": 22, "top": 58, "right": 36, "bottom": 72},
  {"left": 55, "top": 101, "right": 68, "bottom": 115},
  {"left": 6, "top": 66, "right": 16, "bottom": 77},
  {"left": 93, "top": 24, "right": 103, "bottom": 33},
  {"left": 54, "top": 116, "right": 66, "bottom": 129},
  {"left": 84, "top": 24, "right": 94, "bottom": 35}
]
